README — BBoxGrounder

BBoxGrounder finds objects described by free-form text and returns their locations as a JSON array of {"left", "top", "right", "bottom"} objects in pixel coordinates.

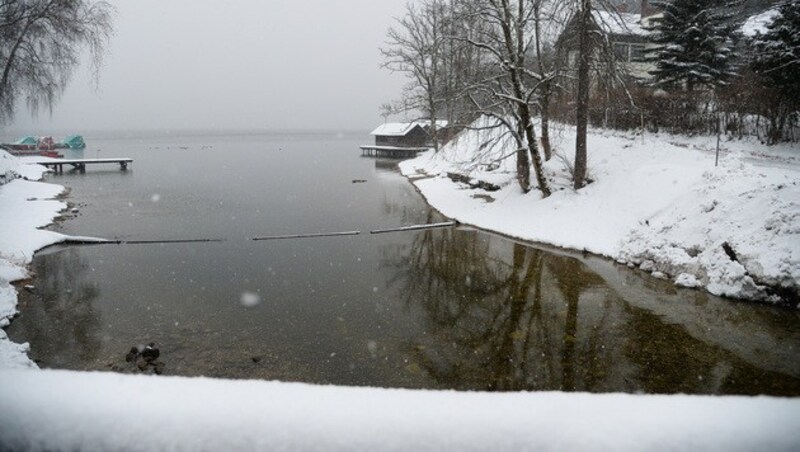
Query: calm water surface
[{"left": 8, "top": 131, "right": 800, "bottom": 394}]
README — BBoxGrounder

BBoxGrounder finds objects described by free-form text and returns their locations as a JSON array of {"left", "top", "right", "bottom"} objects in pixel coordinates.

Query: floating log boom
[
  {"left": 253, "top": 231, "right": 362, "bottom": 241},
  {"left": 369, "top": 221, "right": 457, "bottom": 235}
]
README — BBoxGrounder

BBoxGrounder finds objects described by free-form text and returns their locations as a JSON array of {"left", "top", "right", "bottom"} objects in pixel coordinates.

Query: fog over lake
[{"left": 7, "top": 0, "right": 410, "bottom": 132}]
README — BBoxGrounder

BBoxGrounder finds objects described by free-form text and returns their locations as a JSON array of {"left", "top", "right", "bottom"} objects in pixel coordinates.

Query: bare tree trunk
[
  {"left": 497, "top": 0, "right": 550, "bottom": 196},
  {"left": 428, "top": 91, "right": 440, "bottom": 151},
  {"left": 516, "top": 140, "right": 531, "bottom": 192},
  {"left": 573, "top": 0, "right": 591, "bottom": 189},
  {"left": 540, "top": 86, "right": 552, "bottom": 161},
  {"left": 533, "top": 2, "right": 552, "bottom": 161}
]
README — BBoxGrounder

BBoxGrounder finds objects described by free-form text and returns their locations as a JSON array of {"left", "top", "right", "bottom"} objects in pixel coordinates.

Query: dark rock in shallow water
[
  {"left": 154, "top": 361, "right": 166, "bottom": 375},
  {"left": 120, "top": 342, "right": 165, "bottom": 375},
  {"left": 142, "top": 342, "right": 160, "bottom": 362},
  {"left": 125, "top": 347, "right": 139, "bottom": 362}
]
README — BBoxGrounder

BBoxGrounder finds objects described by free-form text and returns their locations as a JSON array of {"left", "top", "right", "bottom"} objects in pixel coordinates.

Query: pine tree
[
  {"left": 751, "top": 2, "right": 800, "bottom": 102},
  {"left": 647, "top": 0, "right": 738, "bottom": 91},
  {"left": 750, "top": 2, "right": 800, "bottom": 143}
]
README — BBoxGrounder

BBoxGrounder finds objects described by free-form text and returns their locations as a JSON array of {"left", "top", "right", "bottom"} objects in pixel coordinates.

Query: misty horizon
[{"left": 4, "top": 0, "right": 412, "bottom": 133}]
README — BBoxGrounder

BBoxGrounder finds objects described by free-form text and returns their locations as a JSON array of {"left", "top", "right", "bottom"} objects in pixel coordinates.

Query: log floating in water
[
  {"left": 252, "top": 231, "right": 361, "bottom": 241},
  {"left": 118, "top": 239, "right": 224, "bottom": 244},
  {"left": 369, "top": 221, "right": 457, "bottom": 235},
  {"left": 55, "top": 223, "right": 456, "bottom": 246},
  {"left": 59, "top": 237, "right": 223, "bottom": 245}
]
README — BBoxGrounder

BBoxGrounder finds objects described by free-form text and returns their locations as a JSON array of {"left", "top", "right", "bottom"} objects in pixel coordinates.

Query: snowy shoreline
[
  {"left": 0, "top": 150, "right": 70, "bottom": 368},
  {"left": 1, "top": 149, "right": 799, "bottom": 450},
  {"left": 399, "top": 121, "right": 800, "bottom": 306}
]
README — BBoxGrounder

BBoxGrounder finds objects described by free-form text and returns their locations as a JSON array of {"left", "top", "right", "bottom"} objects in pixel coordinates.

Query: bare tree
[
  {"left": 381, "top": 0, "right": 451, "bottom": 151},
  {"left": 573, "top": 0, "right": 591, "bottom": 189},
  {"left": 0, "top": 0, "right": 113, "bottom": 125},
  {"left": 458, "top": 0, "right": 552, "bottom": 196},
  {"left": 532, "top": 0, "right": 554, "bottom": 161},
  {"left": 529, "top": 0, "right": 575, "bottom": 162}
]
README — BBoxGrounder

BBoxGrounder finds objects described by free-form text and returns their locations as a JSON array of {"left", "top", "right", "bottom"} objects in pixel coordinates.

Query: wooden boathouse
[{"left": 360, "top": 122, "right": 432, "bottom": 158}]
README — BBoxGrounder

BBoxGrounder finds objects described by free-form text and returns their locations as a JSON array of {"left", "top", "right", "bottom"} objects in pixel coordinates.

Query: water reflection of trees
[
  {"left": 382, "top": 225, "right": 627, "bottom": 392},
  {"left": 380, "top": 222, "right": 800, "bottom": 395},
  {"left": 9, "top": 248, "right": 102, "bottom": 368}
]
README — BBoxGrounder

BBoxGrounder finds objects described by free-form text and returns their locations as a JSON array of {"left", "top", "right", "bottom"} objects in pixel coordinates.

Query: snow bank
[
  {"left": 0, "top": 150, "right": 66, "bottom": 369},
  {"left": 619, "top": 152, "right": 799, "bottom": 301},
  {"left": 400, "top": 120, "right": 799, "bottom": 304},
  {"left": 0, "top": 369, "right": 797, "bottom": 451}
]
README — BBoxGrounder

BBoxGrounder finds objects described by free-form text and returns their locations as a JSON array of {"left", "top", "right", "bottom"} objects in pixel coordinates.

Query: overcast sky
[{"left": 7, "top": 0, "right": 411, "bottom": 132}]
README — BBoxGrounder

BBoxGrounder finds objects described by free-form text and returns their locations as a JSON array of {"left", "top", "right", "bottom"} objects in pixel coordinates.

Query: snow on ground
[
  {"left": 1, "top": 369, "right": 799, "bottom": 451},
  {"left": 400, "top": 119, "right": 800, "bottom": 305},
  {"left": 0, "top": 150, "right": 66, "bottom": 369},
  {"left": 1, "top": 147, "right": 799, "bottom": 450}
]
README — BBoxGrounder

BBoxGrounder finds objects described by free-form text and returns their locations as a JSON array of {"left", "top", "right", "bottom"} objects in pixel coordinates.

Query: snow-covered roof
[
  {"left": 741, "top": 8, "right": 779, "bottom": 37},
  {"left": 371, "top": 120, "right": 449, "bottom": 137},
  {"left": 371, "top": 123, "right": 420, "bottom": 137},
  {"left": 594, "top": 11, "right": 648, "bottom": 36}
]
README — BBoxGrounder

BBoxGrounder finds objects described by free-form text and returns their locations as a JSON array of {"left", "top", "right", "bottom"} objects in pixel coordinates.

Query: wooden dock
[
  {"left": 360, "top": 145, "right": 428, "bottom": 159},
  {"left": 29, "top": 158, "right": 133, "bottom": 174}
]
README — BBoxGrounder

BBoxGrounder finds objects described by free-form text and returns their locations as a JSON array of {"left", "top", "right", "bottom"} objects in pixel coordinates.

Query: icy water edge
[{"left": 7, "top": 130, "right": 800, "bottom": 395}]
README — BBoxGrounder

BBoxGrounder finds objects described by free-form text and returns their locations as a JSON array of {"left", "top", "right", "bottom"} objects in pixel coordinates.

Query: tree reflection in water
[
  {"left": 383, "top": 221, "right": 629, "bottom": 392},
  {"left": 9, "top": 247, "right": 102, "bottom": 369},
  {"left": 382, "top": 222, "right": 800, "bottom": 394}
]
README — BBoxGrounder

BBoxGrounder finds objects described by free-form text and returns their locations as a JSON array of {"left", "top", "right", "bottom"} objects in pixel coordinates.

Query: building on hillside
[
  {"left": 360, "top": 121, "right": 448, "bottom": 158},
  {"left": 371, "top": 122, "right": 430, "bottom": 148},
  {"left": 557, "top": 0, "right": 783, "bottom": 86},
  {"left": 557, "top": 4, "right": 662, "bottom": 84}
]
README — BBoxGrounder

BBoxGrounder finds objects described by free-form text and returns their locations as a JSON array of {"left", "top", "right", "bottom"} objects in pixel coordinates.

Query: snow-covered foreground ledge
[
  {"left": 0, "top": 369, "right": 798, "bottom": 451},
  {"left": 400, "top": 121, "right": 800, "bottom": 305},
  {"left": 0, "top": 151, "right": 68, "bottom": 368}
]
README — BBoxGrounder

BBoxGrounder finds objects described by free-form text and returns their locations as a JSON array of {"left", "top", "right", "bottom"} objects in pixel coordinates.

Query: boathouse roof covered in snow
[
  {"left": 370, "top": 122, "right": 430, "bottom": 148},
  {"left": 370, "top": 122, "right": 421, "bottom": 137},
  {"left": 370, "top": 120, "right": 449, "bottom": 137}
]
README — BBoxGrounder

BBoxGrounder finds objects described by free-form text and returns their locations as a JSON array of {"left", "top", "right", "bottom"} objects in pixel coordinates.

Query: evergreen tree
[
  {"left": 751, "top": 2, "right": 800, "bottom": 104},
  {"left": 647, "top": 0, "right": 738, "bottom": 91},
  {"left": 749, "top": 2, "right": 800, "bottom": 143}
]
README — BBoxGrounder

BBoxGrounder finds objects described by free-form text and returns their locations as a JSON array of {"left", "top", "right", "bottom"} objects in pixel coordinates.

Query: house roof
[
  {"left": 370, "top": 120, "right": 448, "bottom": 137},
  {"left": 594, "top": 11, "right": 648, "bottom": 37},
  {"left": 370, "top": 123, "right": 420, "bottom": 137}
]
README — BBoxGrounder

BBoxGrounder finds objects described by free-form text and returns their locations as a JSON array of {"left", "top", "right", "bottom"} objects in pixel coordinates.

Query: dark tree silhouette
[{"left": 0, "top": 0, "right": 113, "bottom": 125}]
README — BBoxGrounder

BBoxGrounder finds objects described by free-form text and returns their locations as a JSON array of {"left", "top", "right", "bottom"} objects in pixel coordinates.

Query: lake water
[{"left": 8, "top": 130, "right": 800, "bottom": 394}]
